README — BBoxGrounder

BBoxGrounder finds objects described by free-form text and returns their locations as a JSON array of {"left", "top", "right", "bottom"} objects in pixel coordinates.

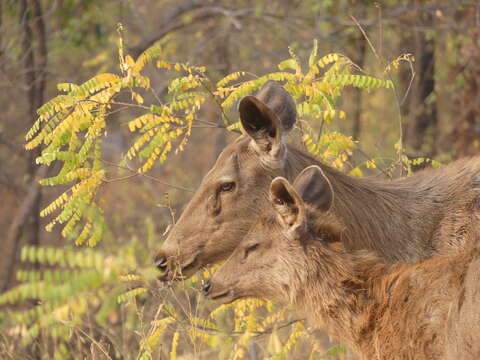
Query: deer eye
[
  {"left": 244, "top": 243, "right": 259, "bottom": 258},
  {"left": 219, "top": 182, "right": 235, "bottom": 192}
]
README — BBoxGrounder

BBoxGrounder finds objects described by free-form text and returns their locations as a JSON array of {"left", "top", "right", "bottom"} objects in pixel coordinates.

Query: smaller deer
[{"left": 205, "top": 166, "right": 480, "bottom": 360}]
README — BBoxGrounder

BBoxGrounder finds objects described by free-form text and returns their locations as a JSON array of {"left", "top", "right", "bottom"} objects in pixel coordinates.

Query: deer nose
[
  {"left": 202, "top": 282, "right": 212, "bottom": 296},
  {"left": 154, "top": 256, "right": 167, "bottom": 270}
]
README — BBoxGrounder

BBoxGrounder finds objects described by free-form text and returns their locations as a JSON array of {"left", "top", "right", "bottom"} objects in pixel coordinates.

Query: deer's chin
[{"left": 208, "top": 289, "right": 238, "bottom": 304}]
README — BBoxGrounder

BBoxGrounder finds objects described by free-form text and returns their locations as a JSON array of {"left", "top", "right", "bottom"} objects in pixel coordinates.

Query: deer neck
[
  {"left": 285, "top": 146, "right": 427, "bottom": 262},
  {"left": 293, "top": 242, "right": 391, "bottom": 358}
]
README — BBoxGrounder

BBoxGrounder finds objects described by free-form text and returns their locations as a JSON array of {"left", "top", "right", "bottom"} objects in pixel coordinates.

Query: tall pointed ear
[
  {"left": 239, "top": 81, "right": 297, "bottom": 157},
  {"left": 239, "top": 96, "right": 282, "bottom": 154},
  {"left": 293, "top": 166, "right": 334, "bottom": 212},
  {"left": 269, "top": 177, "right": 305, "bottom": 231}
]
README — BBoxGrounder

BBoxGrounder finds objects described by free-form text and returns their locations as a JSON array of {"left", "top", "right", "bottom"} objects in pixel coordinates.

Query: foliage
[
  {"left": 3, "top": 33, "right": 397, "bottom": 359},
  {"left": 0, "top": 245, "right": 140, "bottom": 342}
]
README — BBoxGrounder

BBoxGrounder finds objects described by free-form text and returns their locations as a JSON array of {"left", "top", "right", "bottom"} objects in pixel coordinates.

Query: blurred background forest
[{"left": 0, "top": 0, "right": 479, "bottom": 359}]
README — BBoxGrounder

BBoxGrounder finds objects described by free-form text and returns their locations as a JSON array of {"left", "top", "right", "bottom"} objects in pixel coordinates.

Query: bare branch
[
  {"left": 129, "top": 1, "right": 208, "bottom": 57},
  {"left": 100, "top": 159, "right": 195, "bottom": 193}
]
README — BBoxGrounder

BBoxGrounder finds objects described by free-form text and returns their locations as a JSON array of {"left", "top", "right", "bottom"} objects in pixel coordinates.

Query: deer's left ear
[
  {"left": 269, "top": 177, "right": 306, "bottom": 232},
  {"left": 239, "top": 95, "right": 283, "bottom": 156},
  {"left": 293, "top": 165, "right": 334, "bottom": 212},
  {"left": 239, "top": 81, "right": 297, "bottom": 163}
]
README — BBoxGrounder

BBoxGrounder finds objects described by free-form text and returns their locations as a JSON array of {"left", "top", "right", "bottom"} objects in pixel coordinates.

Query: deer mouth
[{"left": 159, "top": 256, "right": 199, "bottom": 281}]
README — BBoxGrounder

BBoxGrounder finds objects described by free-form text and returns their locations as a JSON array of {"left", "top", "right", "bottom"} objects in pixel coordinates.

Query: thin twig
[
  {"left": 101, "top": 159, "right": 194, "bottom": 192},
  {"left": 166, "top": 310, "right": 304, "bottom": 338},
  {"left": 69, "top": 325, "right": 113, "bottom": 360},
  {"left": 80, "top": 99, "right": 150, "bottom": 110},
  {"left": 103, "top": 172, "right": 140, "bottom": 183},
  {"left": 400, "top": 59, "right": 416, "bottom": 106},
  {"left": 350, "top": 15, "right": 379, "bottom": 61}
]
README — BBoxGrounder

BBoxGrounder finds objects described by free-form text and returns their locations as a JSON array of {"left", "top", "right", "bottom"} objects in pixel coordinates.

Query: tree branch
[{"left": 129, "top": 1, "right": 207, "bottom": 57}]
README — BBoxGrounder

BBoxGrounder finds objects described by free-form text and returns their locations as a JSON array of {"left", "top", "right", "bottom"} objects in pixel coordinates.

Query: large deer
[
  {"left": 155, "top": 81, "right": 480, "bottom": 280},
  {"left": 205, "top": 166, "right": 480, "bottom": 360}
]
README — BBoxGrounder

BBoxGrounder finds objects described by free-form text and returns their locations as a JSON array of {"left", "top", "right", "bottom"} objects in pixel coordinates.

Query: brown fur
[
  {"left": 208, "top": 169, "right": 480, "bottom": 360},
  {"left": 155, "top": 81, "right": 480, "bottom": 279}
]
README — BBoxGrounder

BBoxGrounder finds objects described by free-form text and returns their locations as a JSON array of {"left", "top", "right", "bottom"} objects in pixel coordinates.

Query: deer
[
  {"left": 154, "top": 80, "right": 480, "bottom": 280},
  {"left": 204, "top": 165, "right": 480, "bottom": 360}
]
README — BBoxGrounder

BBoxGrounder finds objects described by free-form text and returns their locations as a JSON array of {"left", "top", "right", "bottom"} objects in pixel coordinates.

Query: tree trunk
[
  {"left": 404, "top": 35, "right": 436, "bottom": 156},
  {"left": 1, "top": 0, "right": 48, "bottom": 292},
  {"left": 403, "top": 9, "right": 437, "bottom": 161},
  {"left": 1, "top": 166, "right": 47, "bottom": 292},
  {"left": 451, "top": 25, "right": 480, "bottom": 157}
]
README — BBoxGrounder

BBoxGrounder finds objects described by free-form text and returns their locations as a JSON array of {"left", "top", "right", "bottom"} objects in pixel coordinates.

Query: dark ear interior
[
  {"left": 239, "top": 96, "right": 276, "bottom": 137},
  {"left": 293, "top": 166, "right": 334, "bottom": 212},
  {"left": 239, "top": 96, "right": 281, "bottom": 152},
  {"left": 270, "top": 177, "right": 304, "bottom": 228},
  {"left": 271, "top": 178, "right": 297, "bottom": 207}
]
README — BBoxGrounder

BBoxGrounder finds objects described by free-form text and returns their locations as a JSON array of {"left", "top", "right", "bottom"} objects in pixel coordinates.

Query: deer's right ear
[
  {"left": 269, "top": 177, "right": 305, "bottom": 232},
  {"left": 293, "top": 166, "right": 334, "bottom": 212}
]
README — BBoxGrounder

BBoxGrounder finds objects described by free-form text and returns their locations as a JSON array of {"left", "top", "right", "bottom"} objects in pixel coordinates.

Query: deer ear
[
  {"left": 293, "top": 166, "right": 334, "bottom": 212},
  {"left": 269, "top": 177, "right": 305, "bottom": 231},
  {"left": 239, "top": 96, "right": 283, "bottom": 155},
  {"left": 239, "top": 81, "right": 297, "bottom": 158}
]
